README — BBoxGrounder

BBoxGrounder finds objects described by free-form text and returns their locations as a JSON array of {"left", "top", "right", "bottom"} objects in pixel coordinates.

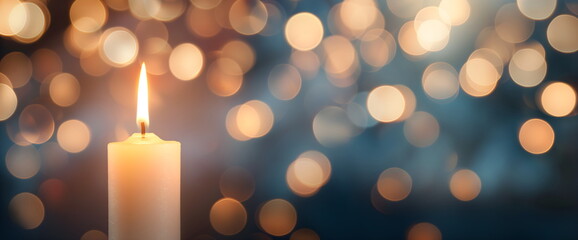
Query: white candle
[{"left": 108, "top": 63, "right": 180, "bottom": 240}]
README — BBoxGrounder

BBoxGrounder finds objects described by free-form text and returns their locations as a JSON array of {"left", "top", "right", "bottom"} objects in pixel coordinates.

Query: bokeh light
[
  {"left": 0, "top": 83, "right": 18, "bottom": 121},
  {"left": 57, "top": 119, "right": 91, "bottom": 153},
  {"left": 290, "top": 228, "right": 320, "bottom": 240},
  {"left": 438, "top": 0, "right": 470, "bottom": 26},
  {"left": 19, "top": 104, "right": 54, "bottom": 144},
  {"left": 407, "top": 222, "right": 442, "bottom": 240},
  {"left": 210, "top": 198, "right": 247, "bottom": 235},
  {"left": 286, "top": 150, "right": 332, "bottom": 197},
  {"left": 49, "top": 73, "right": 81, "bottom": 107},
  {"left": 226, "top": 100, "right": 274, "bottom": 141},
  {"left": 80, "top": 230, "right": 108, "bottom": 240},
  {"left": 495, "top": 3, "right": 534, "bottom": 44},
  {"left": 70, "top": 0, "right": 108, "bottom": 33},
  {"left": 539, "top": 82, "right": 576, "bottom": 117},
  {"left": 360, "top": 29, "right": 396, "bottom": 69},
  {"left": 377, "top": 167, "right": 412, "bottom": 202},
  {"left": 449, "top": 169, "right": 481, "bottom": 201},
  {"left": 516, "top": 0, "right": 556, "bottom": 20},
  {"left": 509, "top": 48, "right": 547, "bottom": 88},
  {"left": 285, "top": 12, "right": 324, "bottom": 51},
  {"left": 403, "top": 111, "right": 440, "bottom": 147},
  {"left": 9, "top": 192, "right": 45, "bottom": 230},
  {"left": 169, "top": 43, "right": 204, "bottom": 81},
  {"left": 546, "top": 14, "right": 578, "bottom": 53},
  {"left": 5, "top": 145, "right": 41, "bottom": 179},
  {"left": 367, "top": 85, "right": 415, "bottom": 123},
  {"left": 229, "top": 0, "right": 268, "bottom": 35},
  {"left": 258, "top": 199, "right": 297, "bottom": 236},
  {"left": 312, "top": 106, "right": 358, "bottom": 147},
  {"left": 100, "top": 27, "right": 139, "bottom": 67},
  {"left": 422, "top": 62, "right": 459, "bottom": 100},
  {"left": 518, "top": 118, "right": 555, "bottom": 154},
  {"left": 207, "top": 58, "right": 243, "bottom": 97},
  {"left": 268, "top": 64, "right": 302, "bottom": 100},
  {"left": 0, "top": 51, "right": 32, "bottom": 88}
]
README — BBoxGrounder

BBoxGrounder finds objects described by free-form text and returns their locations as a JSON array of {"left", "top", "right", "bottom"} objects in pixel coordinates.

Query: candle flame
[{"left": 137, "top": 63, "right": 149, "bottom": 131}]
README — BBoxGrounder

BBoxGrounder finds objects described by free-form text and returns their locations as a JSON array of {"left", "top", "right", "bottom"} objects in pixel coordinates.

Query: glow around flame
[{"left": 136, "top": 63, "right": 149, "bottom": 130}]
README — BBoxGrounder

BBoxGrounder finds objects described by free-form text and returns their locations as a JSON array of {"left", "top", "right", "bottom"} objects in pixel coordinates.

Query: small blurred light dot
[
  {"left": 207, "top": 58, "right": 243, "bottom": 97},
  {"left": 9, "top": 2, "right": 48, "bottom": 43},
  {"left": 404, "top": 111, "right": 440, "bottom": 147},
  {"left": 422, "top": 62, "right": 459, "bottom": 100},
  {"left": 519, "top": 118, "right": 555, "bottom": 154},
  {"left": 517, "top": 0, "right": 556, "bottom": 20},
  {"left": 49, "top": 73, "right": 81, "bottom": 107},
  {"left": 70, "top": 0, "right": 108, "bottom": 33},
  {"left": 220, "top": 167, "right": 255, "bottom": 202},
  {"left": 169, "top": 43, "right": 204, "bottom": 81},
  {"left": 19, "top": 104, "right": 54, "bottom": 144},
  {"left": 0, "top": 83, "right": 18, "bottom": 121},
  {"left": 229, "top": 0, "right": 268, "bottom": 35},
  {"left": 313, "top": 106, "right": 357, "bottom": 147},
  {"left": 0, "top": 51, "right": 33, "bottom": 88},
  {"left": 210, "top": 198, "right": 247, "bottom": 235},
  {"left": 540, "top": 82, "right": 576, "bottom": 117},
  {"left": 268, "top": 64, "right": 302, "bottom": 100},
  {"left": 495, "top": 3, "right": 534, "bottom": 43},
  {"left": 360, "top": 29, "right": 396, "bottom": 69},
  {"left": 100, "top": 27, "right": 138, "bottom": 67},
  {"left": 509, "top": 48, "right": 546, "bottom": 87},
  {"left": 57, "top": 119, "right": 91, "bottom": 153},
  {"left": 450, "top": 169, "right": 481, "bottom": 201},
  {"left": 285, "top": 12, "right": 324, "bottom": 51},
  {"left": 377, "top": 167, "right": 412, "bottom": 201},
  {"left": 5, "top": 145, "right": 40, "bottom": 179},
  {"left": 290, "top": 229, "right": 319, "bottom": 240},
  {"left": 81, "top": 230, "right": 108, "bottom": 240},
  {"left": 407, "top": 222, "right": 442, "bottom": 240},
  {"left": 258, "top": 199, "right": 297, "bottom": 237},
  {"left": 547, "top": 14, "right": 578, "bottom": 53},
  {"left": 439, "top": 0, "right": 470, "bottom": 26},
  {"left": 9, "top": 192, "right": 44, "bottom": 229},
  {"left": 221, "top": 40, "right": 255, "bottom": 74}
]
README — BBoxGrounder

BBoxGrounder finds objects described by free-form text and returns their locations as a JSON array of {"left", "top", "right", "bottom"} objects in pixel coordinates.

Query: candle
[{"left": 108, "top": 63, "right": 180, "bottom": 240}]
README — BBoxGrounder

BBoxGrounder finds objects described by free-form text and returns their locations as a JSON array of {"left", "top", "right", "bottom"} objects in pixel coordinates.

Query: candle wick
[{"left": 140, "top": 122, "right": 146, "bottom": 138}]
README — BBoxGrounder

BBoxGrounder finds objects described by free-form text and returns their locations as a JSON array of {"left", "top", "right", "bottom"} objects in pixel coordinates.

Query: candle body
[{"left": 108, "top": 133, "right": 180, "bottom": 240}]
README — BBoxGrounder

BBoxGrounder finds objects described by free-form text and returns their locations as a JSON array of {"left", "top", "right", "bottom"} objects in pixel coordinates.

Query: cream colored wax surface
[{"left": 108, "top": 133, "right": 180, "bottom": 240}]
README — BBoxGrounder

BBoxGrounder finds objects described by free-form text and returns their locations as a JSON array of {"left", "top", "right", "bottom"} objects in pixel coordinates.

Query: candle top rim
[{"left": 109, "top": 133, "right": 180, "bottom": 145}]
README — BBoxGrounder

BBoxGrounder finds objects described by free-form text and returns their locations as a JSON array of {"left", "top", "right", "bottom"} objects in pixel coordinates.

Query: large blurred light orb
[
  {"left": 0, "top": 51, "right": 32, "bottom": 88},
  {"left": 5, "top": 145, "right": 41, "bottom": 179},
  {"left": 229, "top": 0, "right": 268, "bottom": 35},
  {"left": 49, "top": 73, "right": 81, "bottom": 107},
  {"left": 495, "top": 3, "right": 534, "bottom": 43},
  {"left": 285, "top": 12, "right": 324, "bottom": 51},
  {"left": 540, "top": 82, "right": 576, "bottom": 117},
  {"left": 0, "top": 83, "right": 17, "bottom": 121},
  {"left": 57, "top": 119, "right": 91, "bottom": 153},
  {"left": 210, "top": 198, "right": 247, "bottom": 235},
  {"left": 547, "top": 15, "right": 578, "bottom": 53},
  {"left": 9, "top": 192, "right": 44, "bottom": 229},
  {"left": 519, "top": 118, "right": 555, "bottom": 154},
  {"left": 450, "top": 169, "right": 481, "bottom": 201},
  {"left": 422, "top": 62, "right": 459, "bottom": 100},
  {"left": 367, "top": 85, "right": 407, "bottom": 123},
  {"left": 169, "top": 43, "right": 204, "bottom": 81},
  {"left": 19, "top": 104, "right": 54, "bottom": 144},
  {"left": 439, "top": 0, "right": 470, "bottom": 26},
  {"left": 258, "top": 199, "right": 297, "bottom": 236},
  {"left": 207, "top": 58, "right": 243, "bottom": 97},
  {"left": 100, "top": 27, "right": 138, "bottom": 67},
  {"left": 403, "top": 111, "right": 440, "bottom": 147},
  {"left": 268, "top": 64, "right": 302, "bottom": 100},
  {"left": 70, "top": 0, "right": 108, "bottom": 33},
  {"left": 407, "top": 222, "right": 442, "bottom": 240},
  {"left": 377, "top": 167, "right": 412, "bottom": 201},
  {"left": 517, "top": 0, "right": 556, "bottom": 20},
  {"left": 509, "top": 48, "right": 546, "bottom": 87}
]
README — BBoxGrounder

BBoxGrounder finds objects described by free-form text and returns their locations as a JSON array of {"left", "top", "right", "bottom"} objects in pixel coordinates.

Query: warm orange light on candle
[{"left": 136, "top": 63, "right": 149, "bottom": 133}]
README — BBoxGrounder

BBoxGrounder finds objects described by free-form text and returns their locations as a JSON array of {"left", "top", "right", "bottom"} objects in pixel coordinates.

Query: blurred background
[{"left": 1, "top": 0, "right": 578, "bottom": 239}]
